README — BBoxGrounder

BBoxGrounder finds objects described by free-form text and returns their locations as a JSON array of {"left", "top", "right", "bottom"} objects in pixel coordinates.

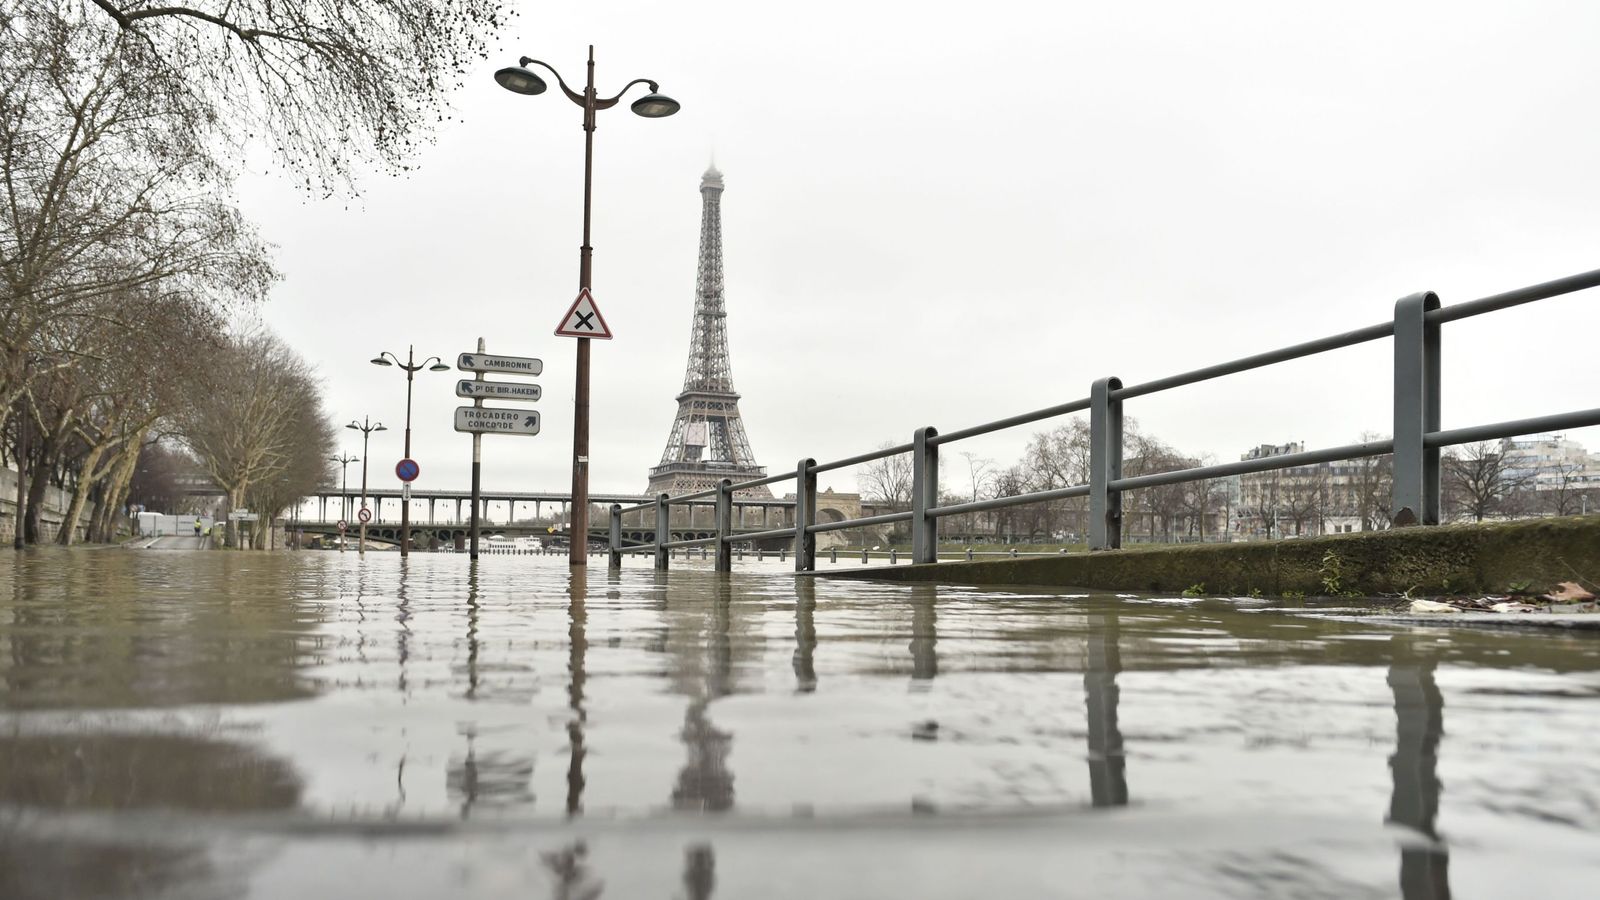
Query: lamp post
[
  {"left": 346, "top": 416, "right": 387, "bottom": 555},
  {"left": 495, "top": 46, "right": 679, "bottom": 566},
  {"left": 330, "top": 452, "right": 358, "bottom": 551},
  {"left": 372, "top": 347, "right": 449, "bottom": 557}
]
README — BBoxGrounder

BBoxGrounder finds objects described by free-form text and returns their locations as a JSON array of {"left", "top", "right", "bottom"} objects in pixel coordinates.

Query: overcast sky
[{"left": 239, "top": 0, "right": 1600, "bottom": 499}]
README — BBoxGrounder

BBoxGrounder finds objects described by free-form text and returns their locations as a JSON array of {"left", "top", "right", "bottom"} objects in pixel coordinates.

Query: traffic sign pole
[{"left": 470, "top": 337, "right": 485, "bottom": 561}]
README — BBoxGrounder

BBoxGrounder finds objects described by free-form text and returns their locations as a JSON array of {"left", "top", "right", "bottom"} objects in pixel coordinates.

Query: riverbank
[{"left": 822, "top": 515, "right": 1600, "bottom": 598}]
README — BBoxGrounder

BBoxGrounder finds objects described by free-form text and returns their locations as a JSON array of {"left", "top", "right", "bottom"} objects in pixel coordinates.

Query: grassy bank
[{"left": 822, "top": 515, "right": 1600, "bottom": 598}]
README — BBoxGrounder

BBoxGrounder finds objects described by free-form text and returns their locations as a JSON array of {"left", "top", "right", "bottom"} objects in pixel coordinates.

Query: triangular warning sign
[{"left": 555, "top": 287, "right": 613, "bottom": 340}]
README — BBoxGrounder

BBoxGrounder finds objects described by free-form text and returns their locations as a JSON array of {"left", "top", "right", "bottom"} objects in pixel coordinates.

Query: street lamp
[
  {"left": 329, "top": 452, "right": 359, "bottom": 549},
  {"left": 494, "top": 45, "right": 679, "bottom": 567},
  {"left": 372, "top": 347, "right": 449, "bottom": 557},
  {"left": 346, "top": 416, "right": 388, "bottom": 554}
]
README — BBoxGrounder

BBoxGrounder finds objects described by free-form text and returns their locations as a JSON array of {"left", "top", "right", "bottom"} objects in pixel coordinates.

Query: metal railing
[{"left": 609, "top": 268, "right": 1600, "bottom": 573}]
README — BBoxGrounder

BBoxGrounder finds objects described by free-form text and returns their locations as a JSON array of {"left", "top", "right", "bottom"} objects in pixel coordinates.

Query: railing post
[
  {"left": 1393, "top": 292, "right": 1442, "bottom": 526},
  {"left": 608, "top": 504, "right": 622, "bottom": 569},
  {"left": 654, "top": 493, "right": 670, "bottom": 572},
  {"left": 1089, "top": 377, "right": 1124, "bottom": 550},
  {"left": 795, "top": 458, "right": 817, "bottom": 573},
  {"left": 714, "top": 479, "right": 733, "bottom": 573},
  {"left": 911, "top": 427, "right": 939, "bottom": 564}
]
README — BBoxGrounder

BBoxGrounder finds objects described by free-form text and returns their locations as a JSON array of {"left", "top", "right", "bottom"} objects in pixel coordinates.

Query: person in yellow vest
[{"left": 194, "top": 518, "right": 203, "bottom": 536}]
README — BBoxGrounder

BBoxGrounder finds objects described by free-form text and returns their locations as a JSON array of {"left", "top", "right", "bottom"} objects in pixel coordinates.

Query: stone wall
[
  {"left": 0, "top": 466, "right": 98, "bottom": 544},
  {"left": 828, "top": 515, "right": 1600, "bottom": 598}
]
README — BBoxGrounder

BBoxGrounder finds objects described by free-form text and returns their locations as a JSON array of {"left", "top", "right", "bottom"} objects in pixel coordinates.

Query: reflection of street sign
[
  {"left": 337, "top": 520, "right": 348, "bottom": 531},
  {"left": 555, "top": 287, "right": 613, "bottom": 339},
  {"left": 358, "top": 507, "right": 372, "bottom": 524},
  {"left": 454, "top": 406, "right": 540, "bottom": 435},
  {"left": 396, "top": 458, "right": 420, "bottom": 482},
  {"left": 456, "top": 352, "right": 542, "bottom": 375},
  {"left": 455, "top": 379, "right": 541, "bottom": 402}
]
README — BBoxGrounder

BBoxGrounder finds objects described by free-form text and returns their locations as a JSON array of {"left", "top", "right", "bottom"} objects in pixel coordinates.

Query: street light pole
[
  {"left": 373, "top": 347, "right": 449, "bottom": 557},
  {"left": 330, "top": 453, "right": 358, "bottom": 551},
  {"left": 495, "top": 46, "right": 679, "bottom": 567},
  {"left": 347, "top": 416, "right": 387, "bottom": 555}
]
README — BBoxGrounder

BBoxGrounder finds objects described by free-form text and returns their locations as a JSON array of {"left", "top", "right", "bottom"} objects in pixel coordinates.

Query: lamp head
[
  {"left": 371, "top": 356, "right": 392, "bottom": 366},
  {"left": 375, "top": 424, "right": 389, "bottom": 432},
  {"left": 428, "top": 362, "right": 450, "bottom": 372},
  {"left": 495, "top": 65, "right": 548, "bottom": 96},
  {"left": 630, "top": 92, "right": 680, "bottom": 118},
  {"left": 345, "top": 423, "right": 359, "bottom": 431}
]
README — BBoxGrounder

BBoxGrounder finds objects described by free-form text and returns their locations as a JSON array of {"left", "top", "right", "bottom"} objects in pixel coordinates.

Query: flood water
[{"left": 1, "top": 548, "right": 1597, "bottom": 899}]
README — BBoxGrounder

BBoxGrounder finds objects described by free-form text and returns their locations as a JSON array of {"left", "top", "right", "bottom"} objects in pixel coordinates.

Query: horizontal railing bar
[
  {"left": 808, "top": 510, "right": 914, "bottom": 534},
  {"left": 1426, "top": 408, "right": 1600, "bottom": 449},
  {"left": 725, "top": 472, "right": 796, "bottom": 491},
  {"left": 1111, "top": 439, "right": 1395, "bottom": 493},
  {"left": 929, "top": 483, "right": 1091, "bottom": 519},
  {"left": 1431, "top": 267, "right": 1600, "bottom": 324},
  {"left": 1113, "top": 322, "right": 1394, "bottom": 401},
  {"left": 724, "top": 527, "right": 792, "bottom": 543},
  {"left": 929, "top": 398, "right": 1092, "bottom": 446},
  {"left": 810, "top": 443, "right": 914, "bottom": 474},
  {"left": 615, "top": 503, "right": 653, "bottom": 515},
  {"left": 661, "top": 537, "right": 718, "bottom": 549},
  {"left": 666, "top": 487, "right": 720, "bottom": 503}
]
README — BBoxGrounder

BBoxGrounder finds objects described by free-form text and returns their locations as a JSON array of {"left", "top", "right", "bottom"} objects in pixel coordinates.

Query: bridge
[{"left": 177, "top": 477, "right": 879, "bottom": 551}]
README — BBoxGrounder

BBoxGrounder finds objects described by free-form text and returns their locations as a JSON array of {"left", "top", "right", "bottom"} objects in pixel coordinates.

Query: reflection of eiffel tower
[{"left": 647, "top": 165, "right": 770, "bottom": 497}]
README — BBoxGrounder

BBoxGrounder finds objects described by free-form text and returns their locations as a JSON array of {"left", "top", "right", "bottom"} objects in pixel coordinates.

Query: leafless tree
[
  {"left": 856, "top": 442, "right": 914, "bottom": 510},
  {"left": 36, "top": 0, "right": 515, "bottom": 193},
  {"left": 175, "top": 329, "right": 333, "bottom": 548},
  {"left": 1442, "top": 441, "right": 1530, "bottom": 522}
]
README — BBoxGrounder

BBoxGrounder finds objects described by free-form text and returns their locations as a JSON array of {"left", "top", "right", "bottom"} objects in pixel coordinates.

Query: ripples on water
[{"left": 0, "top": 548, "right": 1597, "bottom": 898}]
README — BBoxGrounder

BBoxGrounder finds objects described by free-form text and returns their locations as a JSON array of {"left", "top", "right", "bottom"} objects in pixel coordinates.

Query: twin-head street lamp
[
  {"left": 346, "top": 416, "right": 387, "bottom": 554},
  {"left": 372, "top": 347, "right": 449, "bottom": 557},
  {"left": 329, "top": 453, "right": 359, "bottom": 523},
  {"left": 495, "top": 46, "right": 679, "bottom": 566}
]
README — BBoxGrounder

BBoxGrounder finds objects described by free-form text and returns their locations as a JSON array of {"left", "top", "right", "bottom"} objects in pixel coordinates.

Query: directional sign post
[
  {"left": 455, "top": 407, "right": 541, "bottom": 435},
  {"left": 336, "top": 519, "right": 348, "bottom": 553}
]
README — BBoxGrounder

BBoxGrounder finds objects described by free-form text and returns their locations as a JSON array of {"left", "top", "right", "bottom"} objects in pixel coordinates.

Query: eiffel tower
[{"left": 647, "top": 165, "right": 770, "bottom": 497}]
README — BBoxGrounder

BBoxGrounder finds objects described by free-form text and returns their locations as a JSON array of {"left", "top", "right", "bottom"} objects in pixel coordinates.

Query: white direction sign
[
  {"left": 456, "top": 352, "right": 543, "bottom": 376},
  {"left": 456, "top": 379, "right": 541, "bottom": 402},
  {"left": 555, "top": 287, "right": 613, "bottom": 339},
  {"left": 455, "top": 406, "right": 541, "bottom": 436}
]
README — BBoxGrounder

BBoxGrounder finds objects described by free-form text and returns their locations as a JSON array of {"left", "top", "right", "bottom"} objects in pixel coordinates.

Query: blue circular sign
[{"left": 395, "top": 458, "right": 420, "bottom": 482}]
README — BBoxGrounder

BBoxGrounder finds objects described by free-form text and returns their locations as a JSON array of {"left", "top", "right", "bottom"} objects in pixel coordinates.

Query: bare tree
[
  {"left": 1443, "top": 442, "right": 1530, "bottom": 522},
  {"left": 856, "top": 442, "right": 914, "bottom": 510},
  {"left": 49, "top": 0, "right": 515, "bottom": 192},
  {"left": 175, "top": 330, "right": 333, "bottom": 548},
  {"left": 0, "top": 14, "right": 273, "bottom": 440}
]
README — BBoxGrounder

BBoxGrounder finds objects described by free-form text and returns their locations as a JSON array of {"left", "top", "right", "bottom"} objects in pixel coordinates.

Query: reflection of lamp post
[
  {"left": 372, "top": 347, "right": 449, "bottom": 557},
  {"left": 495, "top": 46, "right": 679, "bottom": 567},
  {"left": 346, "top": 416, "right": 387, "bottom": 555}
]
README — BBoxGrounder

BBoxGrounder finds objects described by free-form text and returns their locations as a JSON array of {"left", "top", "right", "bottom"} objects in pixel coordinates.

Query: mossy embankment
[{"left": 821, "top": 515, "right": 1600, "bottom": 597}]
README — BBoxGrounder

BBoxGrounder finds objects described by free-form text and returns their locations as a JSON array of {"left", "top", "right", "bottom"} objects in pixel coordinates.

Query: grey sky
[{"left": 239, "top": 0, "right": 1600, "bottom": 498}]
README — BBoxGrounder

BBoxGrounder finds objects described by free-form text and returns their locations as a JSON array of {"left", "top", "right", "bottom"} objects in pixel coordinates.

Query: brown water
[{"left": 1, "top": 548, "right": 1597, "bottom": 899}]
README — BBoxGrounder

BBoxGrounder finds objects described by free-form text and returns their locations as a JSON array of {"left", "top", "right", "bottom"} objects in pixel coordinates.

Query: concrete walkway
[{"left": 140, "top": 535, "right": 212, "bottom": 550}]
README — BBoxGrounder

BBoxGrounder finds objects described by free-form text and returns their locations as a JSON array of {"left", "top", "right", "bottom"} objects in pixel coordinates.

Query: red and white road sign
[
  {"left": 337, "top": 519, "right": 348, "bottom": 531},
  {"left": 555, "top": 287, "right": 613, "bottom": 339},
  {"left": 358, "top": 507, "right": 372, "bottom": 524}
]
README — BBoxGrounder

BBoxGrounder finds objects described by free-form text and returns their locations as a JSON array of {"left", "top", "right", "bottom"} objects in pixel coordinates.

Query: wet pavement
[{"left": 1, "top": 547, "right": 1597, "bottom": 898}]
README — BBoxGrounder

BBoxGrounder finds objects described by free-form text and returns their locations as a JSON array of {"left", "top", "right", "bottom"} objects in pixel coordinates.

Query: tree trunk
[
  {"left": 24, "top": 439, "right": 54, "bottom": 544},
  {"left": 93, "top": 445, "right": 140, "bottom": 543},
  {"left": 55, "top": 444, "right": 106, "bottom": 546}
]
